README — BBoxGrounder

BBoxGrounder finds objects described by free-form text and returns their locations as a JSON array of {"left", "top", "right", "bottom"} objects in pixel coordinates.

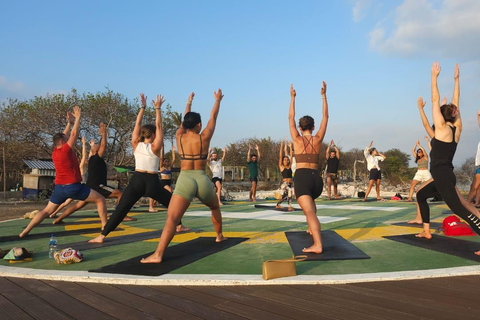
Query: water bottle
[{"left": 49, "top": 234, "right": 57, "bottom": 258}]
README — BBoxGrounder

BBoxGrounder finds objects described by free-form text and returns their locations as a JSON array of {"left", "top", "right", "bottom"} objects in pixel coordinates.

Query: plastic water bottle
[{"left": 49, "top": 234, "right": 57, "bottom": 258}]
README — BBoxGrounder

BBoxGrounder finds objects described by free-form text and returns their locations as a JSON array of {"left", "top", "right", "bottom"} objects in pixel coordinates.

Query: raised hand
[
  {"left": 152, "top": 94, "right": 165, "bottom": 109},
  {"left": 139, "top": 93, "right": 147, "bottom": 107},
  {"left": 330, "top": 140, "right": 334, "bottom": 146},
  {"left": 321, "top": 81, "right": 327, "bottom": 96},
  {"left": 188, "top": 92, "right": 195, "bottom": 103},
  {"left": 255, "top": 144, "right": 259, "bottom": 151},
  {"left": 223, "top": 147, "right": 226, "bottom": 153},
  {"left": 416, "top": 139, "right": 420, "bottom": 145},
  {"left": 99, "top": 122, "right": 106, "bottom": 134},
  {"left": 67, "top": 111, "right": 75, "bottom": 124},
  {"left": 214, "top": 89, "right": 223, "bottom": 101},
  {"left": 431, "top": 61, "right": 441, "bottom": 78},
  {"left": 454, "top": 63, "right": 459, "bottom": 80},
  {"left": 417, "top": 97, "right": 426, "bottom": 109},
  {"left": 81, "top": 137, "right": 86, "bottom": 144},
  {"left": 290, "top": 84, "right": 296, "bottom": 97},
  {"left": 441, "top": 97, "right": 447, "bottom": 106},
  {"left": 72, "top": 106, "right": 81, "bottom": 119},
  {"left": 90, "top": 139, "right": 95, "bottom": 147},
  {"left": 424, "top": 136, "right": 430, "bottom": 142}
]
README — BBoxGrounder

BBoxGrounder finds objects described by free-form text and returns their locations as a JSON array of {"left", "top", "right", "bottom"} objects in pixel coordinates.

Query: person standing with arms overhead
[
  {"left": 325, "top": 140, "right": 340, "bottom": 200},
  {"left": 89, "top": 93, "right": 188, "bottom": 244},
  {"left": 362, "top": 141, "right": 386, "bottom": 201},
  {"left": 405, "top": 139, "right": 432, "bottom": 202},
  {"left": 247, "top": 144, "right": 260, "bottom": 202},
  {"left": 20, "top": 107, "right": 108, "bottom": 237},
  {"left": 276, "top": 139, "right": 294, "bottom": 210},
  {"left": 289, "top": 82, "right": 328, "bottom": 254},
  {"left": 208, "top": 147, "right": 226, "bottom": 206},
  {"left": 141, "top": 90, "right": 226, "bottom": 264}
]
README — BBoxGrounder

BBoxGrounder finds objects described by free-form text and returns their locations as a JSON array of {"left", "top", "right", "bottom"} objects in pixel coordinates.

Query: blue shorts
[
  {"left": 50, "top": 183, "right": 91, "bottom": 205},
  {"left": 475, "top": 166, "right": 480, "bottom": 175}
]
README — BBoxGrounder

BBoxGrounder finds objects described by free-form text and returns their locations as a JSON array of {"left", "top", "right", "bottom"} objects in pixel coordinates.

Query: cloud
[
  {"left": 0, "top": 76, "right": 25, "bottom": 93},
  {"left": 368, "top": 0, "right": 480, "bottom": 60},
  {"left": 352, "top": 0, "right": 373, "bottom": 22}
]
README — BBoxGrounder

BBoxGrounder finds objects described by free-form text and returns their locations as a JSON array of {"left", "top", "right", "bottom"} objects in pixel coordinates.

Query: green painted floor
[{"left": 1, "top": 198, "right": 479, "bottom": 275}]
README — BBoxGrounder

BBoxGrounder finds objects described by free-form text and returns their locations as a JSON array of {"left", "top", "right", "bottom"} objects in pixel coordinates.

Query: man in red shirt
[{"left": 20, "top": 106, "right": 107, "bottom": 238}]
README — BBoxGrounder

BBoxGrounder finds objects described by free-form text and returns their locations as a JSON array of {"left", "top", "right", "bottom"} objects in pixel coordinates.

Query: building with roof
[{"left": 22, "top": 159, "right": 55, "bottom": 199}]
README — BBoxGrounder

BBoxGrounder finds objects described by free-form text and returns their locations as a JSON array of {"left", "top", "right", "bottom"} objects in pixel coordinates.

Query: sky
[{"left": 1, "top": 0, "right": 480, "bottom": 167}]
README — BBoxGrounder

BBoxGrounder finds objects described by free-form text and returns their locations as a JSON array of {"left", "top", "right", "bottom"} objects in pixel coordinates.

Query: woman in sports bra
[
  {"left": 276, "top": 139, "right": 294, "bottom": 211},
  {"left": 405, "top": 139, "right": 432, "bottom": 202},
  {"left": 89, "top": 93, "right": 187, "bottom": 244},
  {"left": 289, "top": 82, "right": 328, "bottom": 254},
  {"left": 142, "top": 90, "right": 226, "bottom": 263},
  {"left": 415, "top": 63, "right": 480, "bottom": 254}
]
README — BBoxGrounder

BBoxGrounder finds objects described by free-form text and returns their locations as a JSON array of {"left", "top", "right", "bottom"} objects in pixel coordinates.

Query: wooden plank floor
[{"left": 2, "top": 275, "right": 480, "bottom": 319}]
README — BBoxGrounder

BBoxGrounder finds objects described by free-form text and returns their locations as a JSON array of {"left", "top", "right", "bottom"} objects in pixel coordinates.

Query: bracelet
[
  {"left": 155, "top": 107, "right": 160, "bottom": 110},
  {"left": 141, "top": 106, "right": 146, "bottom": 109}
]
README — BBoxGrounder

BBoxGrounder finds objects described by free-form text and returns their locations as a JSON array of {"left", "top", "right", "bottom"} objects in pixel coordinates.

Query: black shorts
[
  {"left": 89, "top": 184, "right": 115, "bottom": 198},
  {"left": 250, "top": 177, "right": 258, "bottom": 183},
  {"left": 369, "top": 168, "right": 382, "bottom": 181},
  {"left": 294, "top": 168, "right": 323, "bottom": 199},
  {"left": 212, "top": 177, "right": 223, "bottom": 184},
  {"left": 160, "top": 179, "right": 172, "bottom": 188}
]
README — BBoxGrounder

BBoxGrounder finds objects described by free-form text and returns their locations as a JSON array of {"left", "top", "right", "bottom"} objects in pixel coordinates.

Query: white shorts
[{"left": 413, "top": 169, "right": 432, "bottom": 183}]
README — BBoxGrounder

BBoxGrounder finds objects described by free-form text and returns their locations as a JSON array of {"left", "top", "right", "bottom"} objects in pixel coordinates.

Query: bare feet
[
  {"left": 176, "top": 225, "right": 191, "bottom": 233},
  {"left": 122, "top": 216, "right": 137, "bottom": 221},
  {"left": 88, "top": 235, "right": 105, "bottom": 243},
  {"left": 407, "top": 219, "right": 423, "bottom": 225},
  {"left": 287, "top": 206, "right": 294, "bottom": 211},
  {"left": 362, "top": 198, "right": 367, "bottom": 202},
  {"left": 405, "top": 199, "right": 413, "bottom": 202},
  {"left": 252, "top": 199, "right": 257, "bottom": 203},
  {"left": 148, "top": 209, "right": 157, "bottom": 212},
  {"left": 19, "top": 231, "right": 27, "bottom": 238},
  {"left": 219, "top": 202, "right": 224, "bottom": 206},
  {"left": 302, "top": 245, "right": 323, "bottom": 254},
  {"left": 276, "top": 205, "right": 283, "bottom": 209},
  {"left": 52, "top": 219, "right": 65, "bottom": 225},
  {"left": 306, "top": 229, "right": 312, "bottom": 235},
  {"left": 216, "top": 233, "right": 227, "bottom": 242},
  {"left": 415, "top": 231, "right": 432, "bottom": 239},
  {"left": 475, "top": 250, "right": 480, "bottom": 256},
  {"left": 140, "top": 253, "right": 162, "bottom": 264},
  {"left": 49, "top": 213, "right": 57, "bottom": 218}
]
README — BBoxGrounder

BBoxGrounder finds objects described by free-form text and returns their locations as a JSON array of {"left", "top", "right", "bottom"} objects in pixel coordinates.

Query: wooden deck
[{"left": 1, "top": 275, "right": 480, "bottom": 319}]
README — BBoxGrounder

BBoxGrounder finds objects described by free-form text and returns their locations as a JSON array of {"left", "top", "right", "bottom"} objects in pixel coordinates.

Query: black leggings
[
  {"left": 417, "top": 165, "right": 480, "bottom": 235},
  {"left": 102, "top": 172, "right": 175, "bottom": 236}
]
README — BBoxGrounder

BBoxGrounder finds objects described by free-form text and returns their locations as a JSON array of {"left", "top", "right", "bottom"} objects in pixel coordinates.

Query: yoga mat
[
  {"left": 384, "top": 234, "right": 480, "bottom": 262},
  {"left": 0, "top": 227, "right": 122, "bottom": 243},
  {"left": 285, "top": 230, "right": 370, "bottom": 261},
  {"left": 89, "top": 237, "right": 248, "bottom": 276},
  {"left": 254, "top": 204, "right": 303, "bottom": 212},
  {"left": 389, "top": 222, "right": 442, "bottom": 229},
  {"left": 58, "top": 230, "right": 162, "bottom": 251}
]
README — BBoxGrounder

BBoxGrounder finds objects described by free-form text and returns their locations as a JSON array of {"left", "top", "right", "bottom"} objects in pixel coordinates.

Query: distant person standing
[
  {"left": 363, "top": 141, "right": 386, "bottom": 201},
  {"left": 208, "top": 147, "right": 226, "bottom": 205},
  {"left": 276, "top": 139, "right": 293, "bottom": 210},
  {"left": 325, "top": 140, "right": 340, "bottom": 199},
  {"left": 247, "top": 144, "right": 260, "bottom": 202},
  {"left": 405, "top": 139, "right": 432, "bottom": 202}
]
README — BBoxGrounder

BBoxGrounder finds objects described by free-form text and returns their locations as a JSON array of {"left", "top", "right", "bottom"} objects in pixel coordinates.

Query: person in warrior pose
[
  {"left": 362, "top": 141, "right": 386, "bottom": 201},
  {"left": 20, "top": 107, "right": 107, "bottom": 237},
  {"left": 52, "top": 122, "right": 134, "bottom": 224},
  {"left": 89, "top": 93, "right": 188, "bottom": 243},
  {"left": 289, "top": 82, "right": 328, "bottom": 254},
  {"left": 208, "top": 147, "right": 226, "bottom": 206},
  {"left": 325, "top": 140, "right": 340, "bottom": 200},
  {"left": 247, "top": 144, "right": 260, "bottom": 202},
  {"left": 415, "top": 63, "right": 480, "bottom": 255},
  {"left": 405, "top": 139, "right": 432, "bottom": 202},
  {"left": 141, "top": 90, "right": 226, "bottom": 263},
  {"left": 276, "top": 139, "right": 294, "bottom": 210}
]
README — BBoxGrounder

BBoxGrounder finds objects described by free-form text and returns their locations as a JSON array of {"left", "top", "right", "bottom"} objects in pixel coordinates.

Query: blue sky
[{"left": 1, "top": 0, "right": 480, "bottom": 166}]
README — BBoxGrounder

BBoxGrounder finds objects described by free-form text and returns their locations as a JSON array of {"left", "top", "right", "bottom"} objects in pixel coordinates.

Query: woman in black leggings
[
  {"left": 416, "top": 62, "right": 480, "bottom": 254},
  {"left": 89, "top": 93, "right": 187, "bottom": 244}
]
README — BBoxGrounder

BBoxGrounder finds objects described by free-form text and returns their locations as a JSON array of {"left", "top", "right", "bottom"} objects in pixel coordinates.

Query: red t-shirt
[{"left": 52, "top": 143, "right": 81, "bottom": 185}]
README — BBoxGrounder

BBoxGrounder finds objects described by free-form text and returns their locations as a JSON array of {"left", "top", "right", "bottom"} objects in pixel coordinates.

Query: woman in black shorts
[
  {"left": 289, "top": 82, "right": 328, "bottom": 254},
  {"left": 416, "top": 62, "right": 480, "bottom": 255}
]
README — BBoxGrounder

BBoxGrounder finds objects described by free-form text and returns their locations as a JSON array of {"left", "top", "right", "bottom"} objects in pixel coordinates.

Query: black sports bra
[{"left": 179, "top": 133, "right": 208, "bottom": 160}]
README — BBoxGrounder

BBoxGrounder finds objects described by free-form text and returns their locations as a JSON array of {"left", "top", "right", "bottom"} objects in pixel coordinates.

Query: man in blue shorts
[{"left": 20, "top": 107, "right": 107, "bottom": 238}]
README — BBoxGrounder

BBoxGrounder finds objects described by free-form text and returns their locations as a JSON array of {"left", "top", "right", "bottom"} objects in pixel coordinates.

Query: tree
[
  {"left": 382, "top": 148, "right": 412, "bottom": 185},
  {"left": 455, "top": 156, "right": 475, "bottom": 186}
]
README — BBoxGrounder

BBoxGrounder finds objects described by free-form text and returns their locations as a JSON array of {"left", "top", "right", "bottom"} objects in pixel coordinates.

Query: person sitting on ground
[
  {"left": 141, "top": 90, "right": 226, "bottom": 264},
  {"left": 20, "top": 107, "right": 108, "bottom": 238},
  {"left": 89, "top": 93, "right": 189, "bottom": 244},
  {"left": 208, "top": 147, "right": 226, "bottom": 206},
  {"left": 325, "top": 140, "right": 340, "bottom": 200},
  {"left": 276, "top": 139, "right": 294, "bottom": 210},
  {"left": 362, "top": 141, "right": 386, "bottom": 201}
]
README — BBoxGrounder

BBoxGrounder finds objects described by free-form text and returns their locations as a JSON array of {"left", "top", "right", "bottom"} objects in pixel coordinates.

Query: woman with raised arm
[
  {"left": 415, "top": 63, "right": 480, "bottom": 254},
  {"left": 276, "top": 139, "right": 294, "bottom": 211},
  {"left": 89, "top": 93, "right": 186, "bottom": 244},
  {"left": 289, "top": 82, "right": 328, "bottom": 254},
  {"left": 405, "top": 139, "right": 432, "bottom": 201},
  {"left": 141, "top": 90, "right": 226, "bottom": 263}
]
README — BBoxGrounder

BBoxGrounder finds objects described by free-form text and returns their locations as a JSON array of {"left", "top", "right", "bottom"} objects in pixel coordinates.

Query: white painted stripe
[
  {"left": 290, "top": 204, "right": 403, "bottom": 212},
  {"left": 1, "top": 264, "right": 479, "bottom": 286},
  {"left": 186, "top": 210, "right": 348, "bottom": 224}
]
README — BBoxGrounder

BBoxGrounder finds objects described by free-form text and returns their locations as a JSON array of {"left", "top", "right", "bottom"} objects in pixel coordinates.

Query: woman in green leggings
[{"left": 141, "top": 90, "right": 226, "bottom": 263}]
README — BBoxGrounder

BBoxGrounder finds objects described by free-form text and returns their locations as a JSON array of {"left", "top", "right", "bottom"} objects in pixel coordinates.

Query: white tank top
[{"left": 134, "top": 142, "right": 159, "bottom": 172}]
